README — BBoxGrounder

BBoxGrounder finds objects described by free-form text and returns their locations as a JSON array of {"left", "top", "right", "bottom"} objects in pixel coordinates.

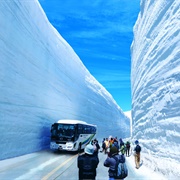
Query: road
[
  {"left": 0, "top": 150, "right": 107, "bottom": 180},
  {"left": 0, "top": 150, "right": 164, "bottom": 180}
]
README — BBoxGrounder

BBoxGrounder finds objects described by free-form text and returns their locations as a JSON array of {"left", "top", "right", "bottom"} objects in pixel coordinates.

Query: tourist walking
[
  {"left": 77, "top": 144, "right": 99, "bottom": 180},
  {"left": 133, "top": 140, "right": 141, "bottom": 169},
  {"left": 104, "top": 146, "right": 127, "bottom": 180},
  {"left": 125, "top": 141, "right": 131, "bottom": 157}
]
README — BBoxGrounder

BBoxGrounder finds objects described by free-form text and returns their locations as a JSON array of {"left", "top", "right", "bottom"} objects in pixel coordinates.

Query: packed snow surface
[
  {"left": 0, "top": 0, "right": 129, "bottom": 160},
  {"left": 131, "top": 0, "right": 180, "bottom": 178}
]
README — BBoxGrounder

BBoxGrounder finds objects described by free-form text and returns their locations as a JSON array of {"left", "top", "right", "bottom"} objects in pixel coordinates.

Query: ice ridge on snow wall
[
  {"left": 131, "top": 0, "right": 180, "bottom": 177},
  {"left": 0, "top": 0, "right": 130, "bottom": 160}
]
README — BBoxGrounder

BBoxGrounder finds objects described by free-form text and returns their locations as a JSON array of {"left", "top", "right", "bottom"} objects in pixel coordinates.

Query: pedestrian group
[{"left": 77, "top": 137, "right": 142, "bottom": 180}]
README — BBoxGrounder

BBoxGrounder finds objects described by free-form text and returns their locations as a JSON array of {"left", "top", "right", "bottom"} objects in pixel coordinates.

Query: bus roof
[{"left": 56, "top": 119, "right": 96, "bottom": 127}]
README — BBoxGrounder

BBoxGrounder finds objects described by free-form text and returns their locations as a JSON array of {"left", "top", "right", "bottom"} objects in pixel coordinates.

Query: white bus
[{"left": 50, "top": 119, "right": 97, "bottom": 151}]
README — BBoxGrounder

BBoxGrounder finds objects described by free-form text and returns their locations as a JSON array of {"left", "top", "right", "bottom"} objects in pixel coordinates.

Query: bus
[{"left": 50, "top": 119, "right": 97, "bottom": 152}]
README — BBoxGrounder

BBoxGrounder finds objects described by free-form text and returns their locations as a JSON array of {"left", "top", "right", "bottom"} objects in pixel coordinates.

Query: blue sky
[{"left": 39, "top": 0, "right": 140, "bottom": 111}]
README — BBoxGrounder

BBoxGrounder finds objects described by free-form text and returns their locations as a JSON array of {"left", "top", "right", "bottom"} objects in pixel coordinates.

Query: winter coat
[
  {"left": 77, "top": 153, "right": 99, "bottom": 179},
  {"left": 104, "top": 153, "right": 125, "bottom": 178},
  {"left": 120, "top": 145, "right": 126, "bottom": 155},
  {"left": 119, "top": 138, "right": 124, "bottom": 148},
  {"left": 93, "top": 142, "right": 100, "bottom": 156},
  {"left": 126, "top": 141, "right": 130, "bottom": 149},
  {"left": 113, "top": 141, "right": 119, "bottom": 150},
  {"left": 134, "top": 144, "right": 141, "bottom": 154},
  {"left": 104, "top": 140, "right": 109, "bottom": 149}
]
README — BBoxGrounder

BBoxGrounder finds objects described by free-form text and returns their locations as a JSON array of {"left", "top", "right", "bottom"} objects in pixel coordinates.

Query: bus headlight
[{"left": 66, "top": 142, "right": 74, "bottom": 149}]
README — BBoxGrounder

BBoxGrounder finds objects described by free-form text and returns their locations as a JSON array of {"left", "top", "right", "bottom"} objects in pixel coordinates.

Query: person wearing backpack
[
  {"left": 113, "top": 140, "right": 119, "bottom": 150},
  {"left": 104, "top": 146, "right": 128, "bottom": 180},
  {"left": 120, "top": 143, "right": 126, "bottom": 155},
  {"left": 78, "top": 144, "right": 99, "bottom": 180},
  {"left": 133, "top": 140, "right": 141, "bottom": 169},
  {"left": 125, "top": 141, "right": 131, "bottom": 157}
]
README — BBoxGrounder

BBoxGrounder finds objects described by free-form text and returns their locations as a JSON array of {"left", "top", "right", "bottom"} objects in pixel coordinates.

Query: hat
[
  {"left": 84, "top": 144, "right": 94, "bottom": 155},
  {"left": 135, "top": 140, "right": 139, "bottom": 145},
  {"left": 110, "top": 146, "right": 118, "bottom": 154}
]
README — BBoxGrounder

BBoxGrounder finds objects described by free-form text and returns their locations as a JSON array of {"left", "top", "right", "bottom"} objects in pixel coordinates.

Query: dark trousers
[
  {"left": 126, "top": 147, "right": 130, "bottom": 156},
  {"left": 79, "top": 171, "right": 96, "bottom": 180}
]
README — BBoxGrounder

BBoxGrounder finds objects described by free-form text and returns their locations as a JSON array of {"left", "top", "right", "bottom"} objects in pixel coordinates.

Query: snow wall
[
  {"left": 0, "top": 0, "right": 130, "bottom": 160},
  {"left": 131, "top": 0, "right": 180, "bottom": 177}
]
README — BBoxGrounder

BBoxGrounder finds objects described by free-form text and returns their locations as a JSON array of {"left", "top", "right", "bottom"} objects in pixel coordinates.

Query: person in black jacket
[
  {"left": 77, "top": 144, "right": 99, "bottom": 180},
  {"left": 93, "top": 139, "right": 100, "bottom": 157}
]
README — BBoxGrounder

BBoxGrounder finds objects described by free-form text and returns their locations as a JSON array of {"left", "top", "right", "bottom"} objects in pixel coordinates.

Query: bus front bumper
[{"left": 50, "top": 142, "right": 75, "bottom": 151}]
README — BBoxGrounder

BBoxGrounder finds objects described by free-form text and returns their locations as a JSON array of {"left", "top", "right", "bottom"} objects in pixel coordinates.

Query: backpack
[
  {"left": 113, "top": 155, "right": 128, "bottom": 179},
  {"left": 126, "top": 142, "right": 130, "bottom": 148},
  {"left": 135, "top": 145, "right": 141, "bottom": 153},
  {"left": 126, "top": 144, "right": 130, "bottom": 148},
  {"left": 120, "top": 145, "right": 126, "bottom": 154}
]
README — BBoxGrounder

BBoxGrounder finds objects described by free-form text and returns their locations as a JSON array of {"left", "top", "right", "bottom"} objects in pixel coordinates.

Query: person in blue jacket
[{"left": 104, "top": 146, "right": 125, "bottom": 180}]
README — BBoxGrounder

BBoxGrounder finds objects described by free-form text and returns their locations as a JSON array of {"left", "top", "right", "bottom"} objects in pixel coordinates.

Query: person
[
  {"left": 77, "top": 144, "right": 99, "bottom": 180},
  {"left": 104, "top": 146, "right": 126, "bottom": 180},
  {"left": 109, "top": 137, "right": 114, "bottom": 148},
  {"left": 93, "top": 139, "right": 100, "bottom": 157},
  {"left": 91, "top": 139, "right": 97, "bottom": 152},
  {"left": 100, "top": 138, "right": 106, "bottom": 153},
  {"left": 104, "top": 138, "right": 109, "bottom": 154},
  {"left": 133, "top": 140, "right": 141, "bottom": 169},
  {"left": 113, "top": 140, "right": 119, "bottom": 150},
  {"left": 125, "top": 141, "right": 131, "bottom": 157},
  {"left": 120, "top": 143, "right": 126, "bottom": 155},
  {"left": 114, "top": 137, "right": 118, "bottom": 143},
  {"left": 119, "top": 138, "right": 124, "bottom": 148}
]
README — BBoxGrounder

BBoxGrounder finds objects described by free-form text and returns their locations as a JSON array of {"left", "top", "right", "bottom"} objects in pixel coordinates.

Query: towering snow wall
[
  {"left": 0, "top": 0, "right": 129, "bottom": 160},
  {"left": 131, "top": 0, "right": 180, "bottom": 177}
]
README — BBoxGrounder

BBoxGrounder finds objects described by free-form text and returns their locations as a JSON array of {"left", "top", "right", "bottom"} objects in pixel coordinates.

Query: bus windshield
[{"left": 51, "top": 123, "right": 76, "bottom": 138}]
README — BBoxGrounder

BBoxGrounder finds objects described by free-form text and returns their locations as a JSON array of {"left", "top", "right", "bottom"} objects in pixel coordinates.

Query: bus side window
[
  {"left": 86, "top": 126, "right": 90, "bottom": 134},
  {"left": 91, "top": 127, "right": 96, "bottom": 133},
  {"left": 90, "top": 127, "right": 93, "bottom": 133},
  {"left": 78, "top": 125, "right": 82, "bottom": 134},
  {"left": 82, "top": 125, "right": 86, "bottom": 134},
  {"left": 83, "top": 125, "right": 87, "bottom": 134}
]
